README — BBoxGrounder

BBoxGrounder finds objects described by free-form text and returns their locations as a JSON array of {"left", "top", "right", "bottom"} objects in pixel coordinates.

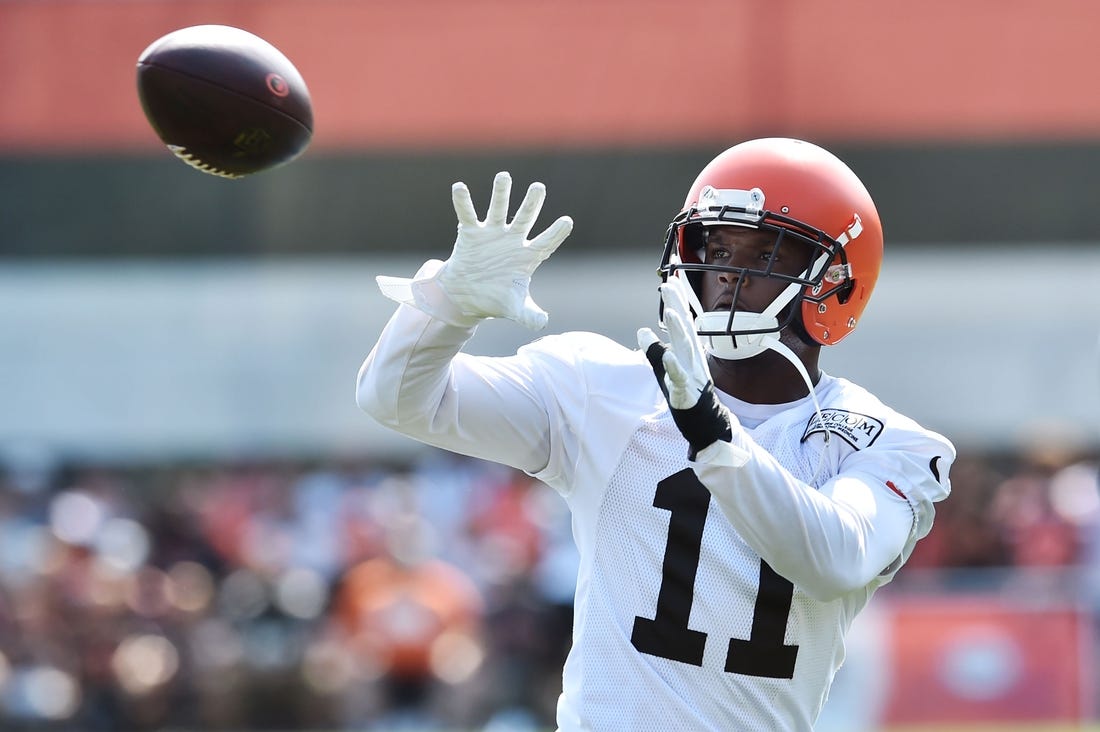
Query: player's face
[{"left": 699, "top": 226, "right": 815, "bottom": 314}]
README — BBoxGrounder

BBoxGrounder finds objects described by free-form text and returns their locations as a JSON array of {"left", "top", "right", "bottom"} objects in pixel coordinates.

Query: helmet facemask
[{"left": 658, "top": 186, "right": 851, "bottom": 361}]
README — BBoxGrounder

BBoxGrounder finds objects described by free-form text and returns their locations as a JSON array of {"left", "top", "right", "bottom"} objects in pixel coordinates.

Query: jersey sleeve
[
  {"left": 834, "top": 418, "right": 954, "bottom": 582},
  {"left": 356, "top": 259, "right": 651, "bottom": 499},
  {"left": 357, "top": 263, "right": 554, "bottom": 474},
  {"left": 356, "top": 263, "right": 629, "bottom": 484},
  {"left": 691, "top": 415, "right": 953, "bottom": 603}
]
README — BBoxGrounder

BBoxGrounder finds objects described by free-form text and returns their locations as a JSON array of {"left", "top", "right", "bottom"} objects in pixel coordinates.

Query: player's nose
[{"left": 716, "top": 268, "right": 749, "bottom": 288}]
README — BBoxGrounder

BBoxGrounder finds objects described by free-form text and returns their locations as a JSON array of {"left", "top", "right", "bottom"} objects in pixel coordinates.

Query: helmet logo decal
[{"left": 836, "top": 214, "right": 863, "bottom": 246}]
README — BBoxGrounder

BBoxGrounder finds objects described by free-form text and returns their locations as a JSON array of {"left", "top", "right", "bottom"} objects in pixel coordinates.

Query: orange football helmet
[{"left": 659, "top": 138, "right": 883, "bottom": 350}]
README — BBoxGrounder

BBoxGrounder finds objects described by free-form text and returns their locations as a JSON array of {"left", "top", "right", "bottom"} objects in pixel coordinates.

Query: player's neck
[{"left": 707, "top": 347, "right": 821, "bottom": 405}]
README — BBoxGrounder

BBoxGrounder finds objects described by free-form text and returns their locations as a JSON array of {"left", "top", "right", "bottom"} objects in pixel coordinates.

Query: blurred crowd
[
  {"left": 905, "top": 434, "right": 1100, "bottom": 576},
  {"left": 0, "top": 448, "right": 576, "bottom": 731},
  {"left": 0, "top": 436, "right": 1097, "bottom": 731}
]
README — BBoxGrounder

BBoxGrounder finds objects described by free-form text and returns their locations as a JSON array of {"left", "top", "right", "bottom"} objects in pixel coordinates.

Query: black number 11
[{"left": 630, "top": 469, "right": 799, "bottom": 679}]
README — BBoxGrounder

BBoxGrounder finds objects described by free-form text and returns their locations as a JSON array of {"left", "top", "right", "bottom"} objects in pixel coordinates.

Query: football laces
[{"left": 166, "top": 145, "right": 243, "bottom": 179}]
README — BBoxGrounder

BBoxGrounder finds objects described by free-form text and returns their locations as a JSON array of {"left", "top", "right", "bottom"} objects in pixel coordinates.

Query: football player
[{"left": 356, "top": 138, "right": 953, "bottom": 731}]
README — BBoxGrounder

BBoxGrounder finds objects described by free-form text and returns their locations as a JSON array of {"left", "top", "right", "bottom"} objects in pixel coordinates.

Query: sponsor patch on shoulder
[{"left": 801, "top": 409, "right": 884, "bottom": 450}]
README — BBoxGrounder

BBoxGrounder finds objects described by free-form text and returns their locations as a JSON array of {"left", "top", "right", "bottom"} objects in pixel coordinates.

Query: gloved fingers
[
  {"left": 452, "top": 181, "right": 479, "bottom": 228},
  {"left": 636, "top": 327, "right": 661, "bottom": 353},
  {"left": 666, "top": 306, "right": 711, "bottom": 388},
  {"left": 660, "top": 306, "right": 695, "bottom": 400},
  {"left": 659, "top": 277, "right": 694, "bottom": 323},
  {"left": 511, "top": 181, "right": 546, "bottom": 233},
  {"left": 516, "top": 295, "right": 550, "bottom": 331},
  {"left": 663, "top": 305, "right": 696, "bottom": 363},
  {"left": 485, "top": 171, "right": 513, "bottom": 227},
  {"left": 528, "top": 216, "right": 574, "bottom": 260},
  {"left": 661, "top": 281, "right": 708, "bottom": 374},
  {"left": 662, "top": 348, "right": 691, "bottom": 393}
]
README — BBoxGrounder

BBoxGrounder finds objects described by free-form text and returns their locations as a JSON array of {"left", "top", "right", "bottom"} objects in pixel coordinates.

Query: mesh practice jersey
[{"left": 357, "top": 291, "right": 954, "bottom": 732}]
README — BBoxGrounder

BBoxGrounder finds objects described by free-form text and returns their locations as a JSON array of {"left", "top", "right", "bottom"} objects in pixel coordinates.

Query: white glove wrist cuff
[
  {"left": 376, "top": 259, "right": 482, "bottom": 329},
  {"left": 692, "top": 439, "right": 751, "bottom": 468}
]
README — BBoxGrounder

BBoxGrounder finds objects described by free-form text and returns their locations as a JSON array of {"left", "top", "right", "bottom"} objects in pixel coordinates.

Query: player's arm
[
  {"left": 691, "top": 439, "right": 941, "bottom": 602},
  {"left": 356, "top": 173, "right": 573, "bottom": 473},
  {"left": 638, "top": 278, "right": 945, "bottom": 602}
]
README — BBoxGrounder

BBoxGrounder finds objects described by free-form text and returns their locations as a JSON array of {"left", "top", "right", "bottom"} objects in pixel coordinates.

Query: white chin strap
[{"left": 680, "top": 269, "right": 803, "bottom": 362}]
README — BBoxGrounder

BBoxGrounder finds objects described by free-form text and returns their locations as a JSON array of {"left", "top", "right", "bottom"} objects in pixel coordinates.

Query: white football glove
[
  {"left": 378, "top": 171, "right": 573, "bottom": 330},
  {"left": 638, "top": 276, "right": 736, "bottom": 460},
  {"left": 638, "top": 276, "right": 712, "bottom": 410}
]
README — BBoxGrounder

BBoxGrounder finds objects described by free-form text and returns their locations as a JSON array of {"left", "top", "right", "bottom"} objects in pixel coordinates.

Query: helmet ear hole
[{"left": 836, "top": 280, "right": 854, "bottom": 305}]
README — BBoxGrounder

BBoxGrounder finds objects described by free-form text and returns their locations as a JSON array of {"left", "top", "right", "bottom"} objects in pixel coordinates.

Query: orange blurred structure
[
  {"left": 5, "top": 0, "right": 1100, "bottom": 151},
  {"left": 882, "top": 596, "right": 1094, "bottom": 725}
]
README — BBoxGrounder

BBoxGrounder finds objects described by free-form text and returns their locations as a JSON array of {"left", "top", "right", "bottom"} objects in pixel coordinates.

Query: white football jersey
[{"left": 357, "top": 303, "right": 954, "bottom": 732}]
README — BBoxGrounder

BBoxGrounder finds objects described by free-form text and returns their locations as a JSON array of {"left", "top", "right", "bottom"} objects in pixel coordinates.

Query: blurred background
[{"left": 2, "top": 1, "right": 1099, "bottom": 730}]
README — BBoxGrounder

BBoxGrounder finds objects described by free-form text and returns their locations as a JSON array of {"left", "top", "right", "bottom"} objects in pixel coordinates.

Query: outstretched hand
[
  {"left": 437, "top": 171, "right": 574, "bottom": 330},
  {"left": 638, "top": 276, "right": 734, "bottom": 459}
]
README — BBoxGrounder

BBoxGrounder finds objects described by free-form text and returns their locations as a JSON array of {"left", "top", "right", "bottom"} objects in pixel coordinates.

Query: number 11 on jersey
[{"left": 630, "top": 469, "right": 800, "bottom": 679}]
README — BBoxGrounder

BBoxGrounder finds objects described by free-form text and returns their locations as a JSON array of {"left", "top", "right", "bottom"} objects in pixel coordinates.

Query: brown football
[{"left": 136, "top": 25, "right": 313, "bottom": 179}]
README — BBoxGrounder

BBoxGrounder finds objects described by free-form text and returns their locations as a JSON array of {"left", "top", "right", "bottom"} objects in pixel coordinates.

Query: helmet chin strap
[
  {"left": 747, "top": 335, "right": 831, "bottom": 485},
  {"left": 693, "top": 278, "right": 801, "bottom": 361}
]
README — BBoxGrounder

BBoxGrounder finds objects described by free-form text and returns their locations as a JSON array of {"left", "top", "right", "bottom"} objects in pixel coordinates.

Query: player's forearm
[
  {"left": 357, "top": 302, "right": 555, "bottom": 473},
  {"left": 357, "top": 303, "right": 475, "bottom": 428},
  {"left": 692, "top": 439, "right": 912, "bottom": 602}
]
